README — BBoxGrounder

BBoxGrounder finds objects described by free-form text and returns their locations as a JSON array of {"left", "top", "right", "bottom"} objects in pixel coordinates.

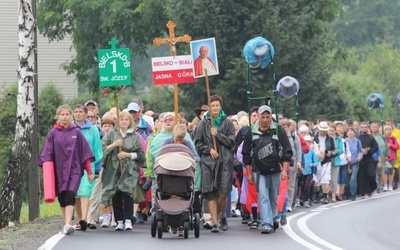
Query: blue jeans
[
  {"left": 254, "top": 173, "right": 280, "bottom": 227},
  {"left": 349, "top": 163, "right": 359, "bottom": 198}
]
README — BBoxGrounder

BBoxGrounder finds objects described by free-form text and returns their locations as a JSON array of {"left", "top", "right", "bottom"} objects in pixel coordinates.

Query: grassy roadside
[{"left": 20, "top": 201, "right": 61, "bottom": 223}]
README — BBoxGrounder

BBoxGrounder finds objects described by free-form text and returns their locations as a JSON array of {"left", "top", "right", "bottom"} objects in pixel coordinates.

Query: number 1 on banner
[{"left": 110, "top": 60, "right": 117, "bottom": 73}]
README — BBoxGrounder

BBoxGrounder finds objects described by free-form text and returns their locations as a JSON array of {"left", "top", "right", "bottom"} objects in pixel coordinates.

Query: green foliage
[
  {"left": 333, "top": 0, "right": 400, "bottom": 48},
  {"left": 37, "top": 0, "right": 169, "bottom": 95},
  {"left": 0, "top": 84, "right": 18, "bottom": 184},
  {"left": 38, "top": 83, "right": 64, "bottom": 135},
  {"left": 165, "top": 0, "right": 345, "bottom": 120},
  {"left": 330, "top": 43, "right": 400, "bottom": 122}
]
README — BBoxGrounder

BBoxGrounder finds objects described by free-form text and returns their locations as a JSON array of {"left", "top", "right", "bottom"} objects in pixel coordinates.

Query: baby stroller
[{"left": 151, "top": 143, "right": 200, "bottom": 239}]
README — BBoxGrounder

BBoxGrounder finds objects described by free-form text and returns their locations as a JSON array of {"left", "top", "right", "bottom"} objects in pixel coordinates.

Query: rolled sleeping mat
[{"left": 42, "top": 161, "right": 55, "bottom": 203}]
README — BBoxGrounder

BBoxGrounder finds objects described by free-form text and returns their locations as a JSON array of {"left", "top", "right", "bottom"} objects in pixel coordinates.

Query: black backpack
[{"left": 251, "top": 123, "right": 283, "bottom": 175}]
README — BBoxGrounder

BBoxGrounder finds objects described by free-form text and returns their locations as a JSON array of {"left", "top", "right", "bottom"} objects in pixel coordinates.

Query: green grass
[{"left": 20, "top": 201, "right": 61, "bottom": 223}]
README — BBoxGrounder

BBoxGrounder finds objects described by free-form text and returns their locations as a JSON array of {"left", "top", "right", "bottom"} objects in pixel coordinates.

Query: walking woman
[
  {"left": 101, "top": 111, "right": 146, "bottom": 231},
  {"left": 345, "top": 128, "right": 363, "bottom": 200},
  {"left": 38, "top": 105, "right": 94, "bottom": 235},
  {"left": 73, "top": 104, "right": 103, "bottom": 231},
  {"left": 383, "top": 125, "right": 399, "bottom": 191}
]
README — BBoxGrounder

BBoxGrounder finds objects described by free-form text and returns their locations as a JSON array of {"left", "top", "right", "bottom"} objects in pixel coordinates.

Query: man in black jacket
[
  {"left": 242, "top": 105, "right": 292, "bottom": 234},
  {"left": 357, "top": 122, "right": 379, "bottom": 197}
]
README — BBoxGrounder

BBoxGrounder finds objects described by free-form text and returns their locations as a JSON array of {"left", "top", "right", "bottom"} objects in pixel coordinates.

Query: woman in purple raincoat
[{"left": 38, "top": 105, "right": 94, "bottom": 235}]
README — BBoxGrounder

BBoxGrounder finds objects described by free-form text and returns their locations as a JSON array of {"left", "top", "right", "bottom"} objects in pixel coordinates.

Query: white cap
[
  {"left": 127, "top": 102, "right": 140, "bottom": 112},
  {"left": 258, "top": 105, "right": 272, "bottom": 114}
]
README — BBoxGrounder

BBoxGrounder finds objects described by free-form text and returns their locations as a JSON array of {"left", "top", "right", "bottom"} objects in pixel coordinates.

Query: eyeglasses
[{"left": 164, "top": 118, "right": 174, "bottom": 123}]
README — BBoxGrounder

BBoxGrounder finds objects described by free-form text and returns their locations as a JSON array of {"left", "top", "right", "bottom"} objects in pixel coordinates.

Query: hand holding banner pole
[{"left": 204, "top": 69, "right": 217, "bottom": 152}]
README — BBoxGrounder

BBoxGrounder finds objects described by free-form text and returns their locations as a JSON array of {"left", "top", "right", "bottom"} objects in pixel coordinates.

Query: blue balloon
[
  {"left": 243, "top": 37, "right": 274, "bottom": 68},
  {"left": 366, "top": 93, "right": 384, "bottom": 109}
]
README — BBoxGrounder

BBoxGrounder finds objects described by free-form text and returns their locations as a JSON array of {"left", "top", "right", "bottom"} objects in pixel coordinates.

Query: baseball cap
[
  {"left": 85, "top": 100, "right": 97, "bottom": 106},
  {"left": 127, "top": 102, "right": 140, "bottom": 112},
  {"left": 258, "top": 105, "right": 272, "bottom": 114}
]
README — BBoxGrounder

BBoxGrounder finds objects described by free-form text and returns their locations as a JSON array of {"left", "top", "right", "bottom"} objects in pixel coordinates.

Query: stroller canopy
[{"left": 155, "top": 144, "right": 196, "bottom": 175}]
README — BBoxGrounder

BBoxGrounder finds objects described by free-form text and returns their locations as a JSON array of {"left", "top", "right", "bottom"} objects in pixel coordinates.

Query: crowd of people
[{"left": 38, "top": 97, "right": 400, "bottom": 236}]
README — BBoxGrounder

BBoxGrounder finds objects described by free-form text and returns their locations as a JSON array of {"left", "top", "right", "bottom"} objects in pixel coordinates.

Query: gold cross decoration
[{"left": 153, "top": 20, "right": 191, "bottom": 57}]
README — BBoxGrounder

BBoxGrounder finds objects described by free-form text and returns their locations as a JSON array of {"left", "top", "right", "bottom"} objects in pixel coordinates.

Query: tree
[
  {"left": 38, "top": 84, "right": 64, "bottom": 136},
  {"left": 0, "top": 0, "right": 37, "bottom": 228},
  {"left": 333, "top": 0, "right": 400, "bottom": 48},
  {"left": 37, "top": 0, "right": 168, "bottom": 95},
  {"left": 165, "top": 0, "right": 346, "bottom": 121}
]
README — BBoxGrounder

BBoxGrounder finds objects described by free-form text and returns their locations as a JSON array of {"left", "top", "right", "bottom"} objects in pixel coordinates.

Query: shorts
[
  {"left": 384, "top": 161, "right": 395, "bottom": 175},
  {"left": 58, "top": 190, "right": 76, "bottom": 207},
  {"left": 314, "top": 162, "right": 331, "bottom": 186},
  {"left": 204, "top": 190, "right": 229, "bottom": 201}
]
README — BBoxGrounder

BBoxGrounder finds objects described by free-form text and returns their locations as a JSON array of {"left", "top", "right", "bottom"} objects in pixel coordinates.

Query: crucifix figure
[
  {"left": 153, "top": 20, "right": 192, "bottom": 123},
  {"left": 153, "top": 20, "right": 191, "bottom": 57}
]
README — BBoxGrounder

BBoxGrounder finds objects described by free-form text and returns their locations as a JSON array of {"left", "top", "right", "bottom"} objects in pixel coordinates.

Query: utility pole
[{"left": 29, "top": 0, "right": 40, "bottom": 221}]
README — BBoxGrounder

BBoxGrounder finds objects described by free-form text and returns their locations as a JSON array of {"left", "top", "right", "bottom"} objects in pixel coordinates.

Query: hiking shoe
[
  {"left": 220, "top": 217, "right": 228, "bottom": 231},
  {"left": 135, "top": 212, "right": 144, "bottom": 224},
  {"left": 63, "top": 225, "right": 75, "bottom": 235},
  {"left": 115, "top": 220, "right": 124, "bottom": 231},
  {"left": 280, "top": 214, "right": 287, "bottom": 226},
  {"left": 125, "top": 219, "right": 133, "bottom": 230},
  {"left": 211, "top": 224, "right": 220, "bottom": 233},
  {"left": 250, "top": 220, "right": 258, "bottom": 229},
  {"left": 203, "top": 221, "right": 212, "bottom": 229},
  {"left": 261, "top": 225, "right": 273, "bottom": 234}
]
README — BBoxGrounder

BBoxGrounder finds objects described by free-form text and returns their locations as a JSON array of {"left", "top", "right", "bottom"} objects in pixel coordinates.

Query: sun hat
[{"left": 318, "top": 121, "right": 329, "bottom": 131}]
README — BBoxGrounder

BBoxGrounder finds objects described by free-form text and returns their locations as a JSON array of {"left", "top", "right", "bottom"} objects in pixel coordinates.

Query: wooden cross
[
  {"left": 153, "top": 20, "right": 191, "bottom": 57},
  {"left": 153, "top": 20, "right": 191, "bottom": 123}
]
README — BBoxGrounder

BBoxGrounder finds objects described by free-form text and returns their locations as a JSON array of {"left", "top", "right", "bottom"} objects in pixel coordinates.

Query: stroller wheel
[
  {"left": 157, "top": 221, "right": 163, "bottom": 239},
  {"left": 151, "top": 212, "right": 156, "bottom": 237},
  {"left": 194, "top": 213, "right": 200, "bottom": 238},
  {"left": 183, "top": 221, "right": 189, "bottom": 239}
]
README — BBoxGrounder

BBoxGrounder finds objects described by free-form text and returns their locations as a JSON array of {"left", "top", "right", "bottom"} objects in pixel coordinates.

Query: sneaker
[
  {"left": 261, "top": 225, "right": 273, "bottom": 234},
  {"left": 115, "top": 220, "right": 125, "bottom": 231},
  {"left": 125, "top": 219, "right": 133, "bottom": 230},
  {"left": 220, "top": 217, "right": 228, "bottom": 231},
  {"left": 169, "top": 227, "right": 177, "bottom": 234},
  {"left": 383, "top": 185, "right": 388, "bottom": 192},
  {"left": 250, "top": 220, "right": 258, "bottom": 229},
  {"left": 286, "top": 207, "right": 292, "bottom": 212},
  {"left": 295, "top": 200, "right": 300, "bottom": 207},
  {"left": 231, "top": 209, "right": 237, "bottom": 217},
  {"left": 176, "top": 227, "right": 184, "bottom": 236},
  {"left": 304, "top": 201, "right": 310, "bottom": 208},
  {"left": 389, "top": 186, "right": 393, "bottom": 191},
  {"left": 350, "top": 197, "right": 356, "bottom": 201},
  {"left": 211, "top": 224, "right": 220, "bottom": 233},
  {"left": 63, "top": 225, "right": 75, "bottom": 235},
  {"left": 322, "top": 197, "right": 329, "bottom": 204},
  {"left": 88, "top": 223, "right": 97, "bottom": 229},
  {"left": 135, "top": 212, "right": 144, "bottom": 224},
  {"left": 111, "top": 213, "right": 117, "bottom": 227},
  {"left": 280, "top": 214, "right": 287, "bottom": 226},
  {"left": 203, "top": 221, "right": 212, "bottom": 229},
  {"left": 101, "top": 216, "right": 111, "bottom": 228}
]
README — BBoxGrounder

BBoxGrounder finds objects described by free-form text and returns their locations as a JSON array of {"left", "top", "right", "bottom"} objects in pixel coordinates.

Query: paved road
[{"left": 39, "top": 191, "right": 400, "bottom": 250}]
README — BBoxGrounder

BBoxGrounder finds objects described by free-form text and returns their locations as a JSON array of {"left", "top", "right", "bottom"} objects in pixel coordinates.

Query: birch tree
[{"left": 0, "top": 0, "right": 36, "bottom": 228}]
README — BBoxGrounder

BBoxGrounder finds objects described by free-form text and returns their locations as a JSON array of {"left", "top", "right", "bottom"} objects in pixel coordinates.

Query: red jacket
[{"left": 386, "top": 136, "right": 399, "bottom": 162}]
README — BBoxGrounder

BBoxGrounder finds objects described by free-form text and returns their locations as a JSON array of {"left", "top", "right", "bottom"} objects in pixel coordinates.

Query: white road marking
[
  {"left": 297, "top": 212, "right": 344, "bottom": 250},
  {"left": 38, "top": 233, "right": 65, "bottom": 250},
  {"left": 283, "top": 212, "right": 323, "bottom": 250}
]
